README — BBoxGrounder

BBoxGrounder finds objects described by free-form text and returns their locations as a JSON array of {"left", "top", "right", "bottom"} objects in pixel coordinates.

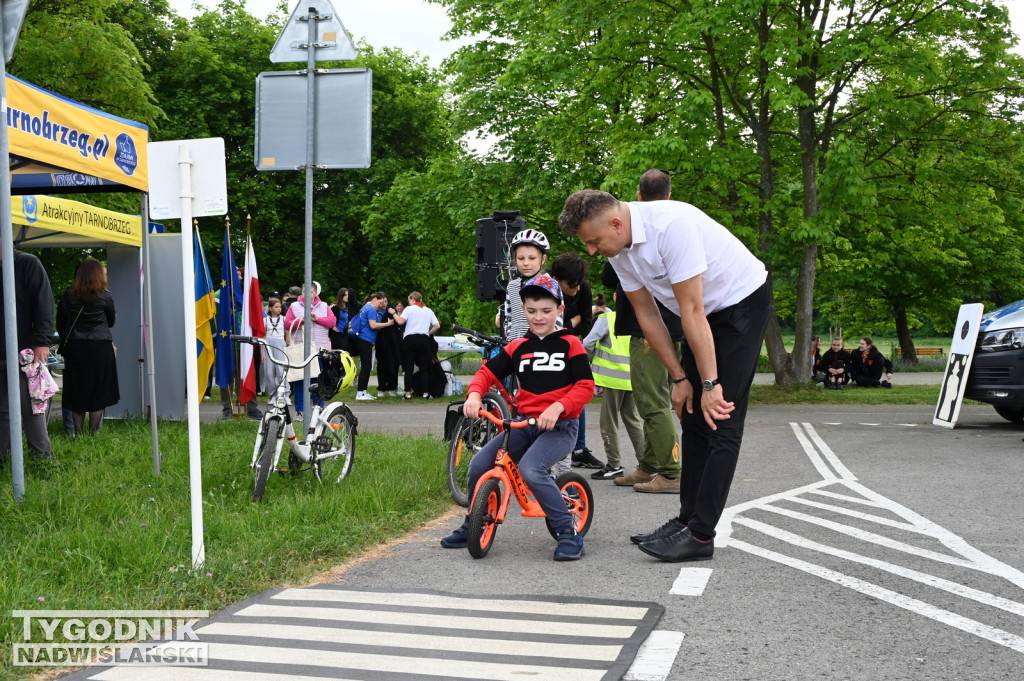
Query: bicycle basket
[{"left": 316, "top": 351, "right": 356, "bottom": 400}]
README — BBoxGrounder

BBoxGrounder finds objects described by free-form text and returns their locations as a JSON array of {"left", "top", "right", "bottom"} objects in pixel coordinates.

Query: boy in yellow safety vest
[{"left": 581, "top": 295, "right": 645, "bottom": 480}]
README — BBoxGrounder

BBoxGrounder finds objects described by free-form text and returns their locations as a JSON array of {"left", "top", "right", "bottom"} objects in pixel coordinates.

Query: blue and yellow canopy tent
[{"left": 6, "top": 74, "right": 152, "bottom": 421}]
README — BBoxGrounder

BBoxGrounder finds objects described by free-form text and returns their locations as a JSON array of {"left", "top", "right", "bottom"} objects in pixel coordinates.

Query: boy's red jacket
[{"left": 467, "top": 329, "right": 594, "bottom": 419}]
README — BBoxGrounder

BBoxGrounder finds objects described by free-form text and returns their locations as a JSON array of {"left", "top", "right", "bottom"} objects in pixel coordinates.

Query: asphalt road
[{"left": 327, "top": 401, "right": 1023, "bottom": 680}]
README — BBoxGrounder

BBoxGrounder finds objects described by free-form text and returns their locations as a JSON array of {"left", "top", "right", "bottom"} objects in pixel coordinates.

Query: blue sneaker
[
  {"left": 553, "top": 526, "right": 584, "bottom": 561},
  {"left": 440, "top": 521, "right": 469, "bottom": 549}
]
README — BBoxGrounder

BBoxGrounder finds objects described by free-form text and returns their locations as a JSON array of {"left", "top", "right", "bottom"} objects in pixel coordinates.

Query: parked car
[{"left": 965, "top": 300, "right": 1024, "bottom": 423}]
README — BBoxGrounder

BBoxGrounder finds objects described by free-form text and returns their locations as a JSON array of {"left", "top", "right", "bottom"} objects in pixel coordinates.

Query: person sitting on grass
[
  {"left": 849, "top": 337, "right": 894, "bottom": 388},
  {"left": 819, "top": 337, "right": 852, "bottom": 390},
  {"left": 442, "top": 274, "right": 595, "bottom": 561}
]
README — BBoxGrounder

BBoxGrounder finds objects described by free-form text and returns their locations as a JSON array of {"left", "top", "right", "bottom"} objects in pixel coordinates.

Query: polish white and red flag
[{"left": 239, "top": 235, "right": 266, "bottom": 406}]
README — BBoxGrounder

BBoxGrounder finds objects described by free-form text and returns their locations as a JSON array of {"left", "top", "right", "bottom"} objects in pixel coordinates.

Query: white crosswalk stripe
[{"left": 78, "top": 588, "right": 663, "bottom": 681}]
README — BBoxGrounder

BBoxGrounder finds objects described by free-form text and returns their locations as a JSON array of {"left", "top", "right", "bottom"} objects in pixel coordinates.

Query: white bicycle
[{"left": 231, "top": 335, "right": 358, "bottom": 502}]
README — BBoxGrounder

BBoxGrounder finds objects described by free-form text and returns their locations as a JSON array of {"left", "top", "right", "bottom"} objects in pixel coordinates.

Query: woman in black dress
[
  {"left": 57, "top": 258, "right": 118, "bottom": 436},
  {"left": 374, "top": 295, "right": 404, "bottom": 397}
]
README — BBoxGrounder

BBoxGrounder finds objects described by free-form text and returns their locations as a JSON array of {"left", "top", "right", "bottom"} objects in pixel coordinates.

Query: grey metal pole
[
  {"left": 301, "top": 5, "right": 318, "bottom": 435},
  {"left": 0, "top": 8, "right": 26, "bottom": 504},
  {"left": 140, "top": 193, "right": 160, "bottom": 475}
]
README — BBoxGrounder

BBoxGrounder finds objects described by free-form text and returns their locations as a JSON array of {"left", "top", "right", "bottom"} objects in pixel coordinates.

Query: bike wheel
[
  {"left": 446, "top": 392, "right": 510, "bottom": 506},
  {"left": 315, "top": 405, "right": 356, "bottom": 483},
  {"left": 253, "top": 419, "right": 280, "bottom": 502},
  {"left": 546, "top": 472, "right": 595, "bottom": 539},
  {"left": 467, "top": 478, "right": 501, "bottom": 559}
]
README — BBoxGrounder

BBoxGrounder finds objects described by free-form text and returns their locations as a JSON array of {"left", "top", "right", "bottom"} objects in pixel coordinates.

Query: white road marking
[
  {"left": 716, "top": 421, "right": 1024, "bottom": 655},
  {"left": 800, "top": 422, "right": 857, "bottom": 480},
  {"left": 805, "top": 488, "right": 884, "bottom": 507},
  {"left": 624, "top": 630, "right": 684, "bottom": 681},
  {"left": 669, "top": 568, "right": 713, "bottom": 596},
  {"left": 235, "top": 603, "right": 637, "bottom": 638},
  {"left": 196, "top": 621, "right": 623, "bottom": 661},
  {"left": 91, "top": 670, "right": 360, "bottom": 681},
  {"left": 139, "top": 642, "right": 609, "bottom": 681},
  {"left": 270, "top": 588, "right": 650, "bottom": 619},
  {"left": 785, "top": 495, "right": 930, "bottom": 534},
  {"left": 730, "top": 537, "right": 1024, "bottom": 654},
  {"left": 759, "top": 501, "right": 989, "bottom": 570},
  {"left": 788, "top": 423, "right": 837, "bottom": 481}
]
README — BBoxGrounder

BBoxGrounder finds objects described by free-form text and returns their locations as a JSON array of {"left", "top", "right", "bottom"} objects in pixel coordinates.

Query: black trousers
[
  {"left": 402, "top": 334, "right": 433, "bottom": 394},
  {"left": 677, "top": 281, "right": 770, "bottom": 539},
  {"left": 355, "top": 338, "right": 375, "bottom": 392}
]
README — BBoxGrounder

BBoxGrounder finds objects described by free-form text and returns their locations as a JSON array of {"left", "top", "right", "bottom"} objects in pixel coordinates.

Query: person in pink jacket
[{"left": 283, "top": 281, "right": 336, "bottom": 414}]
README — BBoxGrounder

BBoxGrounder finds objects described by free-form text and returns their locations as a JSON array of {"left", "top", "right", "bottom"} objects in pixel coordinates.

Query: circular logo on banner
[
  {"left": 22, "top": 196, "right": 38, "bottom": 223},
  {"left": 960, "top": 320, "right": 971, "bottom": 340},
  {"left": 114, "top": 132, "right": 138, "bottom": 176}
]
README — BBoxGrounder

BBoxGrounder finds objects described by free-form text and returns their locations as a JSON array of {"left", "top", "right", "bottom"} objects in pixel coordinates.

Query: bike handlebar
[
  {"left": 452, "top": 324, "right": 506, "bottom": 348},
  {"left": 477, "top": 410, "right": 536, "bottom": 429},
  {"left": 230, "top": 335, "right": 338, "bottom": 370}
]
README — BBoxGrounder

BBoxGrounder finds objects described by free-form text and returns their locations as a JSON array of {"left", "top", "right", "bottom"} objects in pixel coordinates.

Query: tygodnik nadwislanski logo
[{"left": 13, "top": 610, "right": 208, "bottom": 667}]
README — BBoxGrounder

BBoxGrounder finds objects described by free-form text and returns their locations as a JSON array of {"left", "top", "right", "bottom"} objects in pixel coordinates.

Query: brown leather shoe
[
  {"left": 633, "top": 474, "right": 681, "bottom": 494},
  {"left": 613, "top": 468, "right": 655, "bottom": 487}
]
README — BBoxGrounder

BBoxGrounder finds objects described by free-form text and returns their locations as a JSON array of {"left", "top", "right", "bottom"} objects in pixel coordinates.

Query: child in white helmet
[{"left": 497, "top": 229, "right": 551, "bottom": 341}]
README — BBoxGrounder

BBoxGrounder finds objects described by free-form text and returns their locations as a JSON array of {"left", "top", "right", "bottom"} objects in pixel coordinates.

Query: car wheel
[{"left": 993, "top": 406, "right": 1024, "bottom": 424}]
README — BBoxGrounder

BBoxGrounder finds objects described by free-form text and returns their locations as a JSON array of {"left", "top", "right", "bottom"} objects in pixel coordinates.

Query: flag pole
[{"left": 225, "top": 215, "right": 240, "bottom": 418}]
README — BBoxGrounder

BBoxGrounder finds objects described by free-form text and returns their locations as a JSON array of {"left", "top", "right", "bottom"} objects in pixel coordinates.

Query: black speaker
[{"left": 475, "top": 210, "right": 526, "bottom": 302}]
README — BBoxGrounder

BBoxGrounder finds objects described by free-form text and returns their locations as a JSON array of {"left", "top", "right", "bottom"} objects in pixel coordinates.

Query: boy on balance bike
[{"left": 441, "top": 274, "right": 595, "bottom": 561}]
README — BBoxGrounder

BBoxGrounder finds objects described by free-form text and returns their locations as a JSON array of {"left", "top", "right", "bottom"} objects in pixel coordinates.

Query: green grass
[
  {"left": 0, "top": 419, "right": 452, "bottom": 679},
  {"left": 749, "top": 382, "right": 944, "bottom": 405}
]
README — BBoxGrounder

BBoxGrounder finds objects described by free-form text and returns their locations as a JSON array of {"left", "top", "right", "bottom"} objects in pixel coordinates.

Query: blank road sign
[{"left": 254, "top": 68, "right": 372, "bottom": 171}]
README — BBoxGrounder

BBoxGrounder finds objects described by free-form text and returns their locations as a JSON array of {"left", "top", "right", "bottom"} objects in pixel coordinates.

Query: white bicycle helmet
[{"left": 510, "top": 228, "right": 550, "bottom": 254}]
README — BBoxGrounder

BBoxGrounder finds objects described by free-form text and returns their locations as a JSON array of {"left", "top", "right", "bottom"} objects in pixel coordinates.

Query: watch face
[{"left": 702, "top": 379, "right": 717, "bottom": 391}]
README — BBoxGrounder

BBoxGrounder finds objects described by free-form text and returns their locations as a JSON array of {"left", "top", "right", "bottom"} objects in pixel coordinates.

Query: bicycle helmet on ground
[
  {"left": 316, "top": 350, "right": 356, "bottom": 399},
  {"left": 510, "top": 229, "right": 550, "bottom": 254}
]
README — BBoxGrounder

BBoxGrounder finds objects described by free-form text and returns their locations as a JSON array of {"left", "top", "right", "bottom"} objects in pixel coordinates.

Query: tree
[
  {"left": 437, "top": 0, "right": 1024, "bottom": 382},
  {"left": 10, "top": 0, "right": 164, "bottom": 127},
  {"left": 146, "top": 2, "right": 458, "bottom": 297}
]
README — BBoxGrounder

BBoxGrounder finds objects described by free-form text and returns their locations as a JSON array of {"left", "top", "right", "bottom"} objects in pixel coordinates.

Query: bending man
[{"left": 560, "top": 189, "right": 769, "bottom": 562}]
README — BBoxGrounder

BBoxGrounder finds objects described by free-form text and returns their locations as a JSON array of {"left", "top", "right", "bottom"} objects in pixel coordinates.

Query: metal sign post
[
  {"left": 256, "top": 0, "right": 370, "bottom": 434},
  {"left": 0, "top": 3, "right": 26, "bottom": 503}
]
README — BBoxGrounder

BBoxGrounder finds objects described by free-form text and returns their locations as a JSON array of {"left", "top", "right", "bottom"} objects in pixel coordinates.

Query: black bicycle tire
[
  {"left": 446, "top": 392, "right": 511, "bottom": 506},
  {"left": 316, "top": 405, "right": 357, "bottom": 483},
  {"left": 545, "top": 472, "right": 595, "bottom": 539},
  {"left": 253, "top": 419, "right": 279, "bottom": 502},
  {"left": 467, "top": 478, "right": 501, "bottom": 559}
]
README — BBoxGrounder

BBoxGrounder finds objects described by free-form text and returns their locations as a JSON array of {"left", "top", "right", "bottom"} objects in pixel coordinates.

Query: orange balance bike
[{"left": 466, "top": 410, "right": 595, "bottom": 559}]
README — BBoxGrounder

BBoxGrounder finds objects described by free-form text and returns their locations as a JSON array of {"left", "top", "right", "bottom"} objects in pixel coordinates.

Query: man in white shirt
[
  {"left": 395, "top": 291, "right": 441, "bottom": 399},
  {"left": 560, "top": 188, "right": 770, "bottom": 563}
]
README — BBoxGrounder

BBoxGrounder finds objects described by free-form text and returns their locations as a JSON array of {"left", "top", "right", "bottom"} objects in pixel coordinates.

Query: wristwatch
[{"left": 702, "top": 378, "right": 721, "bottom": 391}]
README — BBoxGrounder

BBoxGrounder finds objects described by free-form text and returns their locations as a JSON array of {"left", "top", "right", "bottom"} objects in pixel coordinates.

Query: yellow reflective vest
[{"left": 591, "top": 311, "right": 632, "bottom": 390}]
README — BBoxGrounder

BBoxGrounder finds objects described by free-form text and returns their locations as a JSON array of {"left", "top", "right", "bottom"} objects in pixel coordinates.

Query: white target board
[{"left": 933, "top": 303, "right": 985, "bottom": 428}]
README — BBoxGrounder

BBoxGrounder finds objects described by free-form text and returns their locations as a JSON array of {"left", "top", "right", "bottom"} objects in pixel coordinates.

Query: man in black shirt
[{"left": 1, "top": 246, "right": 55, "bottom": 462}]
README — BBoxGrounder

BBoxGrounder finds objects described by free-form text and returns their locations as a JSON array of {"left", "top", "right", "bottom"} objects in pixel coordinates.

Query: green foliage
[
  {"left": 10, "top": 0, "right": 165, "bottom": 127},
  {"left": 435, "top": 0, "right": 1024, "bottom": 380}
]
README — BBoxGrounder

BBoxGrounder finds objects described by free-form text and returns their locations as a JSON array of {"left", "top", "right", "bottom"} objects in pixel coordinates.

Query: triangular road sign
[{"left": 269, "top": 0, "right": 359, "bottom": 64}]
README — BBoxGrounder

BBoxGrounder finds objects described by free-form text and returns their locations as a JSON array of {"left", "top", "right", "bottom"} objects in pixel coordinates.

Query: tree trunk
[
  {"left": 789, "top": 89, "right": 821, "bottom": 385},
  {"left": 894, "top": 301, "right": 916, "bottom": 364}
]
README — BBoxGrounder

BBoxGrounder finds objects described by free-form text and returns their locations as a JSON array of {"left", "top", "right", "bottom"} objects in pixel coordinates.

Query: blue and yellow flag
[
  {"left": 215, "top": 227, "right": 243, "bottom": 389},
  {"left": 193, "top": 230, "right": 217, "bottom": 397}
]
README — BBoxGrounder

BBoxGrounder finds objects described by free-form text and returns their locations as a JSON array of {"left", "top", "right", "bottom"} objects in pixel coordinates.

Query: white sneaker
[{"left": 356, "top": 391, "right": 375, "bottom": 401}]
